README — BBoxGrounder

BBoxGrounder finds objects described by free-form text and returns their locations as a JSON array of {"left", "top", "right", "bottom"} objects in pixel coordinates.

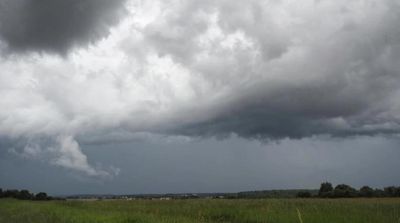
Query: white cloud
[
  {"left": 50, "top": 136, "right": 111, "bottom": 177},
  {"left": 9, "top": 136, "right": 114, "bottom": 178}
]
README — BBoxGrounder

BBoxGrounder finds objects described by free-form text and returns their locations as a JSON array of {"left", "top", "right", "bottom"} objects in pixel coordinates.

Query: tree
[
  {"left": 4, "top": 190, "right": 19, "bottom": 198},
  {"left": 18, "top": 190, "right": 34, "bottom": 200},
  {"left": 35, "top": 192, "right": 48, "bottom": 200},
  {"left": 318, "top": 182, "right": 333, "bottom": 198},
  {"left": 0, "top": 188, "right": 3, "bottom": 198},
  {"left": 333, "top": 184, "right": 357, "bottom": 198},
  {"left": 373, "top": 189, "right": 385, "bottom": 197},
  {"left": 359, "top": 186, "right": 374, "bottom": 197},
  {"left": 384, "top": 186, "right": 400, "bottom": 197}
]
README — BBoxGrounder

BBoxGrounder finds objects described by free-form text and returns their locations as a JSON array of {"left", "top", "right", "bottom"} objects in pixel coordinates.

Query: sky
[{"left": 1, "top": 0, "right": 400, "bottom": 195}]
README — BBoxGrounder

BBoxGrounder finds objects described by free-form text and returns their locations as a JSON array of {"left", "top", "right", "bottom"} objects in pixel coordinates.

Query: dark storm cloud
[
  {"left": 172, "top": 75, "right": 400, "bottom": 139},
  {"left": 157, "top": 0, "right": 400, "bottom": 139},
  {"left": 0, "top": 0, "right": 126, "bottom": 54},
  {"left": 2, "top": 0, "right": 400, "bottom": 176},
  {"left": 3, "top": 0, "right": 400, "bottom": 141}
]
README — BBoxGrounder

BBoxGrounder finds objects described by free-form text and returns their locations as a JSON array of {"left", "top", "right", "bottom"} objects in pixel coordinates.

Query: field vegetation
[{"left": 1, "top": 198, "right": 400, "bottom": 223}]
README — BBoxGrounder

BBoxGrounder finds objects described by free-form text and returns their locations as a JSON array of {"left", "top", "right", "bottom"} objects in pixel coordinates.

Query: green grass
[{"left": 0, "top": 198, "right": 400, "bottom": 223}]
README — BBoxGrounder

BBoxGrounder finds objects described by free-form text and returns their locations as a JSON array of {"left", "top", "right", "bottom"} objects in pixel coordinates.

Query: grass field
[{"left": 0, "top": 198, "right": 400, "bottom": 223}]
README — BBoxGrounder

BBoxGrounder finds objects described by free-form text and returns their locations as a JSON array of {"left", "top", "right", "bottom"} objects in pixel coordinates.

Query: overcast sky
[{"left": 1, "top": 0, "right": 400, "bottom": 195}]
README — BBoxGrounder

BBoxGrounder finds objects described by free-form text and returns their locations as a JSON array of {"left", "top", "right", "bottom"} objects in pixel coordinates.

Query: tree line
[
  {"left": 0, "top": 188, "right": 54, "bottom": 201},
  {"left": 297, "top": 182, "right": 400, "bottom": 198},
  {"left": 2, "top": 183, "right": 400, "bottom": 201}
]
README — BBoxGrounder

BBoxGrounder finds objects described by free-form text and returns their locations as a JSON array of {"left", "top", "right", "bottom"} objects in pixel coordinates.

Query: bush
[{"left": 297, "top": 191, "right": 312, "bottom": 198}]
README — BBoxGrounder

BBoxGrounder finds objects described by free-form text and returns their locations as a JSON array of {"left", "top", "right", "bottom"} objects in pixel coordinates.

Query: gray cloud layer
[
  {"left": 1, "top": 0, "right": 400, "bottom": 176},
  {"left": 0, "top": 0, "right": 126, "bottom": 54}
]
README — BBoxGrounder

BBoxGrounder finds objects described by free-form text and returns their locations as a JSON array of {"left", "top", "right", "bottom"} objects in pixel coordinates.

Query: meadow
[{"left": 0, "top": 198, "right": 400, "bottom": 223}]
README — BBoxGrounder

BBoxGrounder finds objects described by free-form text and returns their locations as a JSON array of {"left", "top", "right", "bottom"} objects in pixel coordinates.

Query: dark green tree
[
  {"left": 384, "top": 186, "right": 400, "bottom": 197},
  {"left": 18, "top": 190, "right": 34, "bottom": 200},
  {"left": 333, "top": 184, "right": 358, "bottom": 198},
  {"left": 318, "top": 182, "right": 333, "bottom": 198},
  {"left": 35, "top": 192, "right": 48, "bottom": 200},
  {"left": 359, "top": 186, "right": 374, "bottom": 197},
  {"left": 4, "top": 190, "right": 19, "bottom": 198},
  {"left": 373, "top": 189, "right": 385, "bottom": 197}
]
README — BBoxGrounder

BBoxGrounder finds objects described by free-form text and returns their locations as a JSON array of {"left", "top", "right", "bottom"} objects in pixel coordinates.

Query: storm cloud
[
  {"left": 1, "top": 0, "right": 400, "bottom": 176},
  {"left": 0, "top": 0, "right": 126, "bottom": 54}
]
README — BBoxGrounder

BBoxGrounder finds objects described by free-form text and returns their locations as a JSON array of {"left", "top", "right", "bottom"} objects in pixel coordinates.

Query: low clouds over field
[{"left": 1, "top": 0, "right": 400, "bottom": 177}]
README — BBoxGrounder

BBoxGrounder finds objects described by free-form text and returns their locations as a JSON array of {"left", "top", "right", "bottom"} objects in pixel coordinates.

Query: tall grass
[
  {"left": 296, "top": 208, "right": 304, "bottom": 223},
  {"left": 0, "top": 198, "right": 400, "bottom": 223}
]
